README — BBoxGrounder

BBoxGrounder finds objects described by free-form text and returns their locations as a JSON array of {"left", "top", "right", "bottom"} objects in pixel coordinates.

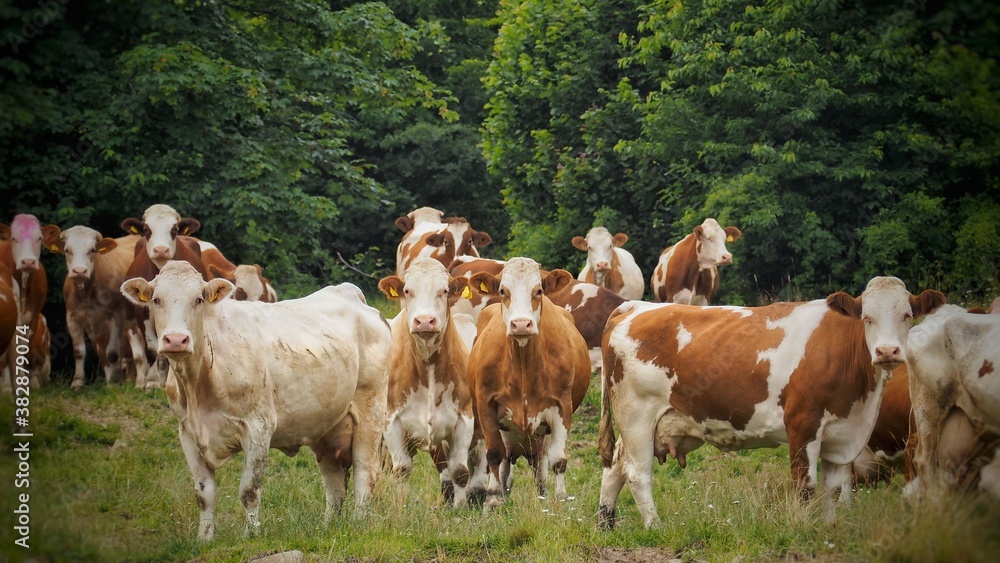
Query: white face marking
[
  {"left": 695, "top": 218, "right": 734, "bottom": 270},
  {"left": 500, "top": 257, "right": 543, "bottom": 342},
  {"left": 143, "top": 204, "right": 182, "bottom": 268},
  {"left": 401, "top": 258, "right": 452, "bottom": 338},
  {"left": 859, "top": 277, "right": 915, "bottom": 369},
  {"left": 10, "top": 214, "right": 43, "bottom": 271},
  {"left": 582, "top": 227, "right": 617, "bottom": 277},
  {"left": 60, "top": 226, "right": 103, "bottom": 280}
]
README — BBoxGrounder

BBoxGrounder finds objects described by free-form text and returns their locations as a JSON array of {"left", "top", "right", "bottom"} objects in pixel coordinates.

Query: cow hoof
[
  {"left": 71, "top": 381, "right": 84, "bottom": 390},
  {"left": 597, "top": 505, "right": 616, "bottom": 530},
  {"left": 483, "top": 494, "right": 504, "bottom": 514},
  {"left": 466, "top": 487, "right": 487, "bottom": 508}
]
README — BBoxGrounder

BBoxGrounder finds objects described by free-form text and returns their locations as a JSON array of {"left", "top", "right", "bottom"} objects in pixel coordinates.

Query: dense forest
[{"left": 3, "top": 0, "right": 998, "bottom": 306}]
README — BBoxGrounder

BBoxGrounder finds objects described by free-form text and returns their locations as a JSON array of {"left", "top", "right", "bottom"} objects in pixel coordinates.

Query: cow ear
[
  {"left": 0, "top": 224, "right": 9, "bottom": 240},
  {"left": 177, "top": 218, "right": 201, "bottom": 236},
  {"left": 542, "top": 269, "right": 574, "bottom": 295},
  {"left": 571, "top": 236, "right": 588, "bottom": 251},
  {"left": 203, "top": 278, "right": 233, "bottom": 304},
  {"left": 826, "top": 292, "right": 862, "bottom": 319},
  {"left": 449, "top": 276, "right": 471, "bottom": 301},
  {"left": 395, "top": 216, "right": 415, "bottom": 233},
  {"left": 121, "top": 218, "right": 144, "bottom": 236},
  {"left": 612, "top": 233, "right": 629, "bottom": 247},
  {"left": 425, "top": 233, "right": 446, "bottom": 248},
  {"left": 724, "top": 227, "right": 742, "bottom": 243},
  {"left": 96, "top": 237, "right": 117, "bottom": 254},
  {"left": 41, "top": 225, "right": 61, "bottom": 251},
  {"left": 911, "top": 289, "right": 946, "bottom": 318},
  {"left": 967, "top": 306, "right": 988, "bottom": 315},
  {"left": 208, "top": 264, "right": 235, "bottom": 282},
  {"left": 253, "top": 264, "right": 263, "bottom": 276},
  {"left": 378, "top": 276, "right": 405, "bottom": 300},
  {"left": 472, "top": 230, "right": 492, "bottom": 248},
  {"left": 470, "top": 272, "right": 500, "bottom": 296},
  {"left": 121, "top": 278, "right": 154, "bottom": 307},
  {"left": 693, "top": 225, "right": 705, "bottom": 239}
]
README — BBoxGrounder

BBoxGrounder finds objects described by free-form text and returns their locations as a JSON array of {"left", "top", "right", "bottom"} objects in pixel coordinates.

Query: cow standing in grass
[{"left": 122, "top": 261, "right": 390, "bottom": 541}]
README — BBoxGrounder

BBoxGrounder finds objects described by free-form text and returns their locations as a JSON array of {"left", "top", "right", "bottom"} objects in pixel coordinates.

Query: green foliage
[{"left": 483, "top": 0, "right": 1000, "bottom": 301}]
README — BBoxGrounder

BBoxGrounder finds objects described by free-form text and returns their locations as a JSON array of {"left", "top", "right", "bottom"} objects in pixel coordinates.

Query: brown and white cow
[
  {"left": 395, "top": 207, "right": 492, "bottom": 277},
  {"left": 650, "top": 218, "right": 741, "bottom": 305},
  {"left": 1, "top": 263, "right": 18, "bottom": 389},
  {"left": 45, "top": 226, "right": 141, "bottom": 388},
  {"left": 0, "top": 214, "right": 58, "bottom": 388},
  {"left": 378, "top": 258, "right": 487, "bottom": 507},
  {"left": 467, "top": 258, "right": 591, "bottom": 511},
  {"left": 121, "top": 261, "right": 390, "bottom": 541},
  {"left": 122, "top": 206, "right": 209, "bottom": 389},
  {"left": 597, "top": 277, "right": 944, "bottom": 529},
  {"left": 572, "top": 227, "right": 644, "bottom": 300},
  {"left": 905, "top": 304, "right": 1000, "bottom": 500},
  {"left": 208, "top": 263, "right": 279, "bottom": 303},
  {"left": 451, "top": 256, "right": 625, "bottom": 372}
]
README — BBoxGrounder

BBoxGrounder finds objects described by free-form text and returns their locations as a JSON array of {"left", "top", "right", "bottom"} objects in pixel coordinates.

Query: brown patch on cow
[
  {"left": 627, "top": 304, "right": 797, "bottom": 430},
  {"left": 980, "top": 360, "right": 995, "bottom": 378}
]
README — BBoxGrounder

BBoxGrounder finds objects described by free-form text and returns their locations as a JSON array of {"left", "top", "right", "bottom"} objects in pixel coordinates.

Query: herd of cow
[{"left": 1, "top": 204, "right": 998, "bottom": 541}]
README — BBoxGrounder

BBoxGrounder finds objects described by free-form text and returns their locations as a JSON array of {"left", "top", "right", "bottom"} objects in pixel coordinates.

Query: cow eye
[
  {"left": 439, "top": 289, "right": 448, "bottom": 297},
  {"left": 152, "top": 297, "right": 160, "bottom": 305},
  {"left": 403, "top": 288, "right": 412, "bottom": 297},
  {"left": 195, "top": 297, "right": 204, "bottom": 305},
  {"left": 903, "top": 312, "right": 913, "bottom": 321},
  {"left": 499, "top": 288, "right": 507, "bottom": 297},
  {"left": 535, "top": 288, "right": 543, "bottom": 297},
  {"left": 861, "top": 315, "right": 871, "bottom": 325}
]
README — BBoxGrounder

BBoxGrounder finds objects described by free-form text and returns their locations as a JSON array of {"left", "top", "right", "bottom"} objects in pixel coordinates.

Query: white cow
[
  {"left": 378, "top": 258, "right": 487, "bottom": 507},
  {"left": 121, "top": 261, "right": 390, "bottom": 541},
  {"left": 572, "top": 227, "right": 644, "bottom": 300},
  {"left": 906, "top": 304, "right": 1000, "bottom": 500}
]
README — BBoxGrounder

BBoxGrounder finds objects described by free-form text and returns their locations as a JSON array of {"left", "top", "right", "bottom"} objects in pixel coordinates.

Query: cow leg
[
  {"left": 349, "top": 402, "right": 384, "bottom": 512},
  {"left": 128, "top": 327, "right": 148, "bottom": 389},
  {"left": 909, "top": 378, "right": 949, "bottom": 495},
  {"left": 178, "top": 426, "right": 218, "bottom": 542},
  {"left": 533, "top": 436, "right": 550, "bottom": 498},
  {"left": 466, "top": 438, "right": 488, "bottom": 507},
  {"left": 598, "top": 437, "right": 627, "bottom": 530},
  {"left": 383, "top": 414, "right": 414, "bottom": 478},
  {"left": 430, "top": 445, "right": 455, "bottom": 506},
  {"left": 820, "top": 459, "right": 852, "bottom": 522},
  {"left": 546, "top": 414, "right": 571, "bottom": 500},
  {"left": 238, "top": 432, "right": 269, "bottom": 536},
  {"left": 105, "top": 315, "right": 124, "bottom": 384},
  {"left": 788, "top": 435, "right": 822, "bottom": 499},
  {"left": 67, "top": 312, "right": 87, "bottom": 389},
  {"left": 317, "top": 455, "right": 350, "bottom": 523},
  {"left": 447, "top": 414, "right": 476, "bottom": 508},
  {"left": 618, "top": 404, "right": 661, "bottom": 528},
  {"left": 481, "top": 401, "right": 507, "bottom": 512}
]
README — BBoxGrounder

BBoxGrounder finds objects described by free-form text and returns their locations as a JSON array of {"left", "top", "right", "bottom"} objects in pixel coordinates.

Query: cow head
[
  {"left": 51, "top": 226, "right": 118, "bottom": 282},
  {"left": 692, "top": 218, "right": 741, "bottom": 270},
  {"left": 471, "top": 257, "right": 573, "bottom": 346},
  {"left": 1, "top": 214, "right": 59, "bottom": 272},
  {"left": 209, "top": 263, "right": 272, "bottom": 302},
  {"left": 121, "top": 261, "right": 233, "bottom": 356},
  {"left": 394, "top": 206, "right": 445, "bottom": 234},
  {"left": 572, "top": 227, "right": 628, "bottom": 283},
  {"left": 121, "top": 204, "right": 200, "bottom": 269},
  {"left": 827, "top": 276, "right": 945, "bottom": 371},
  {"left": 380, "top": 258, "right": 469, "bottom": 338},
  {"left": 423, "top": 218, "right": 493, "bottom": 267}
]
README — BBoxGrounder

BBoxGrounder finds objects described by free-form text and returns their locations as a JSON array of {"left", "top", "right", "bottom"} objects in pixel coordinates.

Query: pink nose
[
  {"left": 72, "top": 267, "right": 89, "bottom": 277},
  {"left": 510, "top": 318, "right": 534, "bottom": 336},
  {"left": 719, "top": 254, "right": 732, "bottom": 265},
  {"left": 161, "top": 333, "right": 190, "bottom": 353},
  {"left": 412, "top": 315, "right": 439, "bottom": 333},
  {"left": 152, "top": 246, "right": 171, "bottom": 258},
  {"left": 874, "top": 346, "right": 902, "bottom": 366},
  {"left": 595, "top": 261, "right": 611, "bottom": 272},
  {"left": 19, "top": 258, "right": 38, "bottom": 270}
]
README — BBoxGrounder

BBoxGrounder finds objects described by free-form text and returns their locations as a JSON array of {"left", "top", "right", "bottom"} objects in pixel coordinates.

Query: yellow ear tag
[
  {"left": 49, "top": 244, "right": 59, "bottom": 252},
  {"left": 462, "top": 286, "right": 472, "bottom": 300},
  {"left": 480, "top": 282, "right": 488, "bottom": 293},
  {"left": 138, "top": 292, "right": 149, "bottom": 302},
  {"left": 726, "top": 235, "right": 734, "bottom": 242},
  {"left": 130, "top": 226, "right": 139, "bottom": 234},
  {"left": 389, "top": 287, "right": 399, "bottom": 298}
]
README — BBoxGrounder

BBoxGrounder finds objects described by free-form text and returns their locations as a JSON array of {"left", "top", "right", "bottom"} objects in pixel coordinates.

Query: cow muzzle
[
  {"left": 411, "top": 315, "right": 440, "bottom": 334},
  {"left": 594, "top": 262, "right": 611, "bottom": 273},
  {"left": 160, "top": 332, "right": 192, "bottom": 354},
  {"left": 718, "top": 253, "right": 732, "bottom": 266},
  {"left": 70, "top": 267, "right": 90, "bottom": 279},
  {"left": 18, "top": 258, "right": 39, "bottom": 271},
  {"left": 508, "top": 318, "right": 536, "bottom": 337},
  {"left": 873, "top": 345, "right": 903, "bottom": 370}
]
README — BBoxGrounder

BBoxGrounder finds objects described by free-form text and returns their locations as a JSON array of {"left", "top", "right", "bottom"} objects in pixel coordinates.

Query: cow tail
[{"left": 598, "top": 361, "right": 616, "bottom": 469}]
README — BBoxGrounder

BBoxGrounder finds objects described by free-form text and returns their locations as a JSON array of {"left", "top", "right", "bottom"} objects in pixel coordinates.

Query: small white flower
[
  {"left": 707, "top": 504, "right": 714, "bottom": 509},
  {"left": 733, "top": 500, "right": 741, "bottom": 505}
]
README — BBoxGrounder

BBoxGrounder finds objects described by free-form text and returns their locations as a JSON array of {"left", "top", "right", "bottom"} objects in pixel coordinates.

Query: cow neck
[
  {"left": 807, "top": 310, "right": 880, "bottom": 419},
  {"left": 594, "top": 252, "right": 625, "bottom": 294}
]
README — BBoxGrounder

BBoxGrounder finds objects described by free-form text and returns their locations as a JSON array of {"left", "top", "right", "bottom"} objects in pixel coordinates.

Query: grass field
[{"left": 2, "top": 371, "right": 999, "bottom": 562}]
